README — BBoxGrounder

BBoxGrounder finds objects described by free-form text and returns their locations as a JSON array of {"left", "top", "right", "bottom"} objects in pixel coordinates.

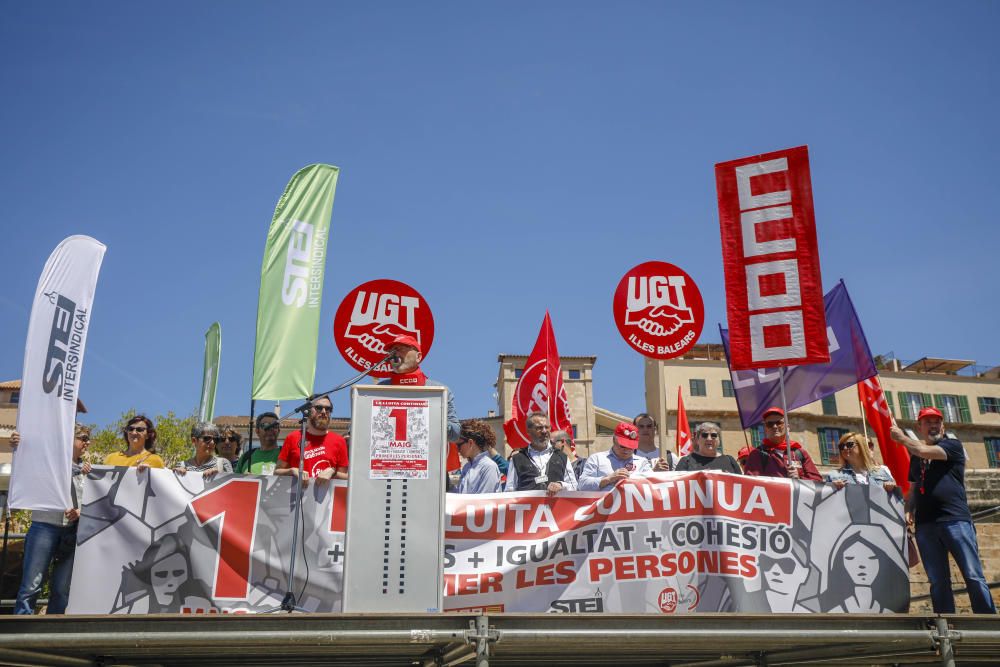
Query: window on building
[
  {"left": 898, "top": 392, "right": 931, "bottom": 420},
  {"left": 817, "top": 427, "right": 849, "bottom": 465},
  {"left": 8, "top": 390, "right": 19, "bottom": 405},
  {"left": 749, "top": 425, "right": 764, "bottom": 448},
  {"left": 571, "top": 424, "right": 578, "bottom": 439},
  {"left": 567, "top": 369, "right": 581, "bottom": 380},
  {"left": 934, "top": 394, "right": 971, "bottom": 424},
  {"left": 986, "top": 438, "right": 1000, "bottom": 468},
  {"left": 722, "top": 380, "right": 734, "bottom": 398},
  {"left": 596, "top": 424, "right": 615, "bottom": 436},
  {"left": 514, "top": 368, "right": 523, "bottom": 378},
  {"left": 690, "top": 379, "right": 707, "bottom": 397},
  {"left": 821, "top": 395, "right": 838, "bottom": 416},
  {"left": 884, "top": 391, "right": 895, "bottom": 418},
  {"left": 978, "top": 397, "right": 1000, "bottom": 414}
]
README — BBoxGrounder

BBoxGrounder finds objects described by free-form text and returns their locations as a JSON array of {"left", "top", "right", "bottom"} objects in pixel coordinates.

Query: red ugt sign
[{"left": 715, "top": 146, "right": 829, "bottom": 370}]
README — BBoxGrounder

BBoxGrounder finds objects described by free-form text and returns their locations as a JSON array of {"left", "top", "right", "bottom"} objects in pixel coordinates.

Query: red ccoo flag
[
  {"left": 503, "top": 312, "right": 574, "bottom": 448},
  {"left": 859, "top": 376, "right": 910, "bottom": 494},
  {"left": 676, "top": 387, "right": 693, "bottom": 456}
]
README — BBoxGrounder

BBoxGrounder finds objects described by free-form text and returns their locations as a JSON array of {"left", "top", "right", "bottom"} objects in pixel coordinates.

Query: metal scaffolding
[{"left": 1, "top": 612, "right": 999, "bottom": 667}]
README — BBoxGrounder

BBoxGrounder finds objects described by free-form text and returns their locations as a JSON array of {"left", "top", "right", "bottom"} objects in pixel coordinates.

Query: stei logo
[
  {"left": 613, "top": 261, "right": 704, "bottom": 360},
  {"left": 41, "top": 291, "right": 87, "bottom": 403},
  {"left": 333, "top": 279, "right": 435, "bottom": 379}
]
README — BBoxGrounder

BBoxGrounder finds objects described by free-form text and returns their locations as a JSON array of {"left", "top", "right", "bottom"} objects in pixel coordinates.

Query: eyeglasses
[
  {"left": 127, "top": 426, "right": 147, "bottom": 433},
  {"left": 700, "top": 433, "right": 719, "bottom": 439},
  {"left": 312, "top": 405, "right": 332, "bottom": 413},
  {"left": 258, "top": 422, "right": 280, "bottom": 431},
  {"left": 199, "top": 436, "right": 220, "bottom": 444},
  {"left": 838, "top": 442, "right": 857, "bottom": 450},
  {"left": 219, "top": 436, "right": 240, "bottom": 443},
  {"left": 554, "top": 438, "right": 570, "bottom": 443},
  {"left": 764, "top": 421, "right": 784, "bottom": 428},
  {"left": 77, "top": 435, "right": 90, "bottom": 442}
]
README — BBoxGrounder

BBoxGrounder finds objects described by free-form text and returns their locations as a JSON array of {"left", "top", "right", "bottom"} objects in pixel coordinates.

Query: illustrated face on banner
[
  {"left": 842, "top": 541, "right": 879, "bottom": 586},
  {"left": 613, "top": 262, "right": 704, "bottom": 359},
  {"left": 152, "top": 553, "right": 188, "bottom": 606},
  {"left": 333, "top": 279, "right": 434, "bottom": 379}
]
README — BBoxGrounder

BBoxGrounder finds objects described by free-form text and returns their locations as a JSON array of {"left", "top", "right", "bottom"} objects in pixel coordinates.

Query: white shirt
[
  {"left": 578, "top": 449, "right": 653, "bottom": 491},
  {"left": 504, "top": 445, "right": 578, "bottom": 492},
  {"left": 635, "top": 447, "right": 678, "bottom": 469}
]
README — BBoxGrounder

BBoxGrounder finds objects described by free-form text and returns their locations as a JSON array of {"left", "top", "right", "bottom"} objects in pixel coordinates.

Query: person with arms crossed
[{"left": 578, "top": 422, "right": 653, "bottom": 491}]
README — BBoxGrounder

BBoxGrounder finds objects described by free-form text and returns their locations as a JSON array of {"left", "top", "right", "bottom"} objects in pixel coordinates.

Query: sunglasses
[
  {"left": 700, "top": 433, "right": 719, "bottom": 439},
  {"left": 127, "top": 426, "right": 148, "bottom": 433},
  {"left": 312, "top": 405, "right": 332, "bottom": 413},
  {"left": 760, "top": 556, "right": 798, "bottom": 574},
  {"left": 764, "top": 421, "right": 784, "bottom": 428},
  {"left": 258, "top": 422, "right": 280, "bottom": 431},
  {"left": 219, "top": 436, "right": 240, "bottom": 443},
  {"left": 838, "top": 442, "right": 857, "bottom": 450},
  {"left": 199, "top": 435, "right": 220, "bottom": 444},
  {"left": 77, "top": 435, "right": 90, "bottom": 442}
]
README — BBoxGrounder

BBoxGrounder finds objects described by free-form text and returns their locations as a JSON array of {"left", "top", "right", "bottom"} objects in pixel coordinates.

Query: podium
[{"left": 343, "top": 384, "right": 447, "bottom": 613}]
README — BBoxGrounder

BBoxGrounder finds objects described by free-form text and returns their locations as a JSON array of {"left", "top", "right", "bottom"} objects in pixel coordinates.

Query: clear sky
[{"left": 2, "top": 1, "right": 998, "bottom": 429}]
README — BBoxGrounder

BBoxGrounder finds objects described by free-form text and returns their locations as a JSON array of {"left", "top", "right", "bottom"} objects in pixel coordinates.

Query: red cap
[
  {"left": 614, "top": 422, "right": 639, "bottom": 449},
  {"left": 386, "top": 334, "right": 421, "bottom": 354},
  {"left": 918, "top": 407, "right": 943, "bottom": 421},
  {"left": 762, "top": 407, "right": 785, "bottom": 419}
]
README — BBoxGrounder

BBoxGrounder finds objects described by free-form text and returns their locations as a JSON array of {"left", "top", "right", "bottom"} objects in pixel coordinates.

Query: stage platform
[{"left": 1, "top": 613, "right": 999, "bottom": 667}]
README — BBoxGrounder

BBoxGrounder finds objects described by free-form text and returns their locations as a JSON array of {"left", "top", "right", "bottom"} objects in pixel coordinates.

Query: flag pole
[
  {"left": 778, "top": 366, "right": 791, "bottom": 462},
  {"left": 857, "top": 383, "right": 871, "bottom": 444}
]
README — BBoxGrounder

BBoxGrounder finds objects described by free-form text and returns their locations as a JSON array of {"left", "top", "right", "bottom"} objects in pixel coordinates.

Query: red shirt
[{"left": 278, "top": 431, "right": 349, "bottom": 477}]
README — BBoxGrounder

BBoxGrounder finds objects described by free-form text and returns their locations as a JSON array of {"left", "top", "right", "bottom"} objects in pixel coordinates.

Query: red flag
[
  {"left": 676, "top": 387, "right": 692, "bottom": 456},
  {"left": 859, "top": 376, "right": 910, "bottom": 494},
  {"left": 503, "top": 312, "right": 574, "bottom": 448}
]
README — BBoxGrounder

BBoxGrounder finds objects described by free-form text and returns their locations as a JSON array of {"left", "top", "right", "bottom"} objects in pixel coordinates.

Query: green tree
[{"left": 87, "top": 409, "right": 198, "bottom": 469}]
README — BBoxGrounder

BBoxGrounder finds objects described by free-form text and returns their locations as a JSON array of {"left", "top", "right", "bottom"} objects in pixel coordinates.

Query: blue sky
[{"left": 2, "top": 1, "right": 998, "bottom": 428}]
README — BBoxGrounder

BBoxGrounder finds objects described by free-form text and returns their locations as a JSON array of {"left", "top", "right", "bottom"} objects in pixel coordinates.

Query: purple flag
[{"left": 721, "top": 281, "right": 877, "bottom": 429}]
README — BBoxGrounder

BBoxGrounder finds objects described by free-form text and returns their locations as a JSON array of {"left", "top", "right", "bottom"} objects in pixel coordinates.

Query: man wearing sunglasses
[
  {"left": 891, "top": 407, "right": 996, "bottom": 614},
  {"left": 742, "top": 407, "right": 821, "bottom": 481},
  {"left": 236, "top": 412, "right": 282, "bottom": 474},
  {"left": 578, "top": 422, "right": 652, "bottom": 491},
  {"left": 275, "top": 395, "right": 348, "bottom": 483}
]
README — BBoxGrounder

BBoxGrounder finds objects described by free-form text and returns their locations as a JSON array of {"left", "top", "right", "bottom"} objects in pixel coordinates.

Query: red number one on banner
[
  {"left": 191, "top": 478, "right": 262, "bottom": 599},
  {"left": 389, "top": 407, "right": 408, "bottom": 440}
]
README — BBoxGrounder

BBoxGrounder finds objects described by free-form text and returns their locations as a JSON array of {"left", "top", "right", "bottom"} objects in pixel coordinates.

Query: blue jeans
[
  {"left": 916, "top": 520, "right": 997, "bottom": 614},
  {"left": 14, "top": 521, "right": 77, "bottom": 615}
]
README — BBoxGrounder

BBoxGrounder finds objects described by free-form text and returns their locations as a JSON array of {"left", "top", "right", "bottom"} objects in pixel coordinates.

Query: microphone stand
[{"left": 266, "top": 350, "right": 396, "bottom": 613}]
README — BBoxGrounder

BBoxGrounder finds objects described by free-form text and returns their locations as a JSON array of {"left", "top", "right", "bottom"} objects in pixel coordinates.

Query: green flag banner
[
  {"left": 199, "top": 322, "right": 221, "bottom": 421},
  {"left": 251, "top": 164, "right": 340, "bottom": 400}
]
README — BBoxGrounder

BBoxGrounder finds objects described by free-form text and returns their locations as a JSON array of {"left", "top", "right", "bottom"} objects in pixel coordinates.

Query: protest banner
[
  {"left": 68, "top": 469, "right": 909, "bottom": 615},
  {"left": 612, "top": 261, "right": 704, "bottom": 359},
  {"left": 198, "top": 322, "right": 221, "bottom": 421},
  {"left": 11, "top": 235, "right": 106, "bottom": 512},
  {"left": 716, "top": 146, "right": 828, "bottom": 370},
  {"left": 503, "top": 312, "right": 574, "bottom": 448},
  {"left": 333, "top": 278, "right": 435, "bottom": 379},
  {"left": 251, "top": 164, "right": 339, "bottom": 400},
  {"left": 721, "top": 281, "right": 878, "bottom": 429}
]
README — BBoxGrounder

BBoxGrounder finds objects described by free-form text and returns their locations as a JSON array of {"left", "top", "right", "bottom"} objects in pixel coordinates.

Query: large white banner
[
  {"left": 69, "top": 469, "right": 909, "bottom": 615},
  {"left": 11, "top": 235, "right": 106, "bottom": 512}
]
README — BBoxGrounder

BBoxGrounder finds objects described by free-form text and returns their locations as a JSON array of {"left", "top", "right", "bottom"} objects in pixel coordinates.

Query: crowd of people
[{"left": 9, "top": 333, "right": 996, "bottom": 616}]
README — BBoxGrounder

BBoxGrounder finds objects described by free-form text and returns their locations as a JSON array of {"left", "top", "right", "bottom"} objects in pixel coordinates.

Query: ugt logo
[{"left": 613, "top": 262, "right": 705, "bottom": 360}]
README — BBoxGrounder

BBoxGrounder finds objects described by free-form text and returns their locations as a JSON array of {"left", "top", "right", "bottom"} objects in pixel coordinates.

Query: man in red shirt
[
  {"left": 742, "top": 407, "right": 821, "bottom": 481},
  {"left": 275, "top": 395, "right": 349, "bottom": 483}
]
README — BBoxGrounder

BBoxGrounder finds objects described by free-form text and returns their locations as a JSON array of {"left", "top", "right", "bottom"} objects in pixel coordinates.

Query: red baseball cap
[
  {"left": 762, "top": 407, "right": 785, "bottom": 420},
  {"left": 386, "top": 334, "right": 421, "bottom": 354},
  {"left": 918, "top": 407, "right": 943, "bottom": 421},
  {"left": 614, "top": 422, "right": 639, "bottom": 450}
]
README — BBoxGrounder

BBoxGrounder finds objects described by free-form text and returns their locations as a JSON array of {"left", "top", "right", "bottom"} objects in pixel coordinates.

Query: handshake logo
[
  {"left": 344, "top": 291, "right": 422, "bottom": 355},
  {"left": 624, "top": 276, "right": 695, "bottom": 337}
]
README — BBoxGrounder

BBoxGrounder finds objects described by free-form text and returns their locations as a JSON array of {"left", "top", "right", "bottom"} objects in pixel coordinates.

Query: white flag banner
[{"left": 10, "top": 235, "right": 106, "bottom": 511}]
